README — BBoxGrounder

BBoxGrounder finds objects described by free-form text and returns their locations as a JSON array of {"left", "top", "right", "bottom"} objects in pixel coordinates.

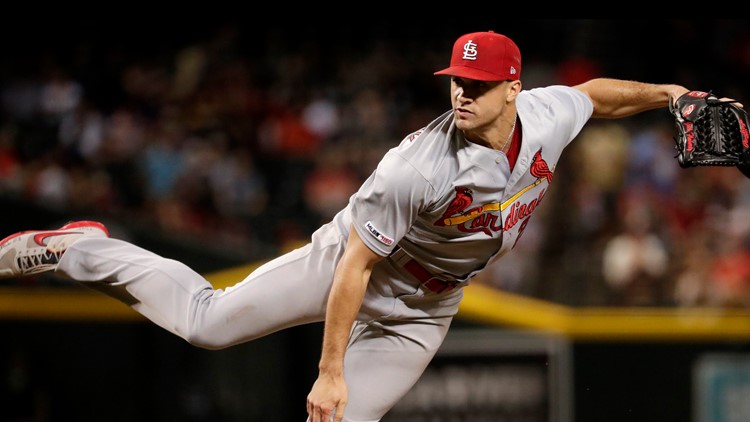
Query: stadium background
[{"left": 0, "top": 18, "right": 749, "bottom": 421}]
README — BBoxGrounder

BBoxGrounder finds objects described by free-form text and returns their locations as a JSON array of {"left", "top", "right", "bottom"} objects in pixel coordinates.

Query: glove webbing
[{"left": 682, "top": 97, "right": 747, "bottom": 166}]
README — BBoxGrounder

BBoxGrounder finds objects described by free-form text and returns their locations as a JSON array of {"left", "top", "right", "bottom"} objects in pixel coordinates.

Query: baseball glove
[{"left": 669, "top": 91, "right": 750, "bottom": 176}]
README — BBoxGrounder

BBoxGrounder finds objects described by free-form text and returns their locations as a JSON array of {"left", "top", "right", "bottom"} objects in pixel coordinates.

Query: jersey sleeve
[
  {"left": 550, "top": 86, "right": 594, "bottom": 145},
  {"left": 523, "top": 85, "right": 594, "bottom": 147},
  {"left": 349, "top": 149, "right": 434, "bottom": 256}
]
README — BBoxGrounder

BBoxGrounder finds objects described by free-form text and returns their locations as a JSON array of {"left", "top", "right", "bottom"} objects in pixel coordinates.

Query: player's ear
[{"left": 506, "top": 80, "right": 522, "bottom": 101}]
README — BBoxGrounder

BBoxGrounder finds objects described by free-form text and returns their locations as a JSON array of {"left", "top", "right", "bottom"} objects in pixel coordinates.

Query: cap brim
[{"left": 433, "top": 66, "right": 508, "bottom": 82}]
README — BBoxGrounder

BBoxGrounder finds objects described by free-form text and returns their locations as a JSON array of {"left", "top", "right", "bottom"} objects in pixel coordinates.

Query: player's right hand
[{"left": 307, "top": 373, "right": 348, "bottom": 422}]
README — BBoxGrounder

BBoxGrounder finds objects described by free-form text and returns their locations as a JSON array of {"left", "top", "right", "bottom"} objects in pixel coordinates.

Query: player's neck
[{"left": 467, "top": 111, "right": 517, "bottom": 152}]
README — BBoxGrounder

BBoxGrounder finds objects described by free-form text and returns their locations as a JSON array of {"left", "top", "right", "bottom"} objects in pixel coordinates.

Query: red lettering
[
  {"left": 455, "top": 188, "right": 548, "bottom": 238},
  {"left": 685, "top": 122, "right": 694, "bottom": 151},
  {"left": 518, "top": 203, "right": 528, "bottom": 219},
  {"left": 504, "top": 189, "right": 546, "bottom": 232},
  {"left": 459, "top": 212, "right": 502, "bottom": 237},
  {"left": 527, "top": 198, "right": 538, "bottom": 213},
  {"left": 489, "top": 214, "right": 503, "bottom": 232}
]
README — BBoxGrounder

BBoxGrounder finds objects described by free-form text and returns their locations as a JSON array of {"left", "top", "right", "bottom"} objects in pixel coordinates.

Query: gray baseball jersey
[
  {"left": 346, "top": 84, "right": 591, "bottom": 282},
  {"left": 55, "top": 84, "right": 592, "bottom": 421}
]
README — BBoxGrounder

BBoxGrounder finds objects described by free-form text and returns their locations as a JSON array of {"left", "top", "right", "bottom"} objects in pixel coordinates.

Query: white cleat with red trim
[{"left": 0, "top": 221, "right": 109, "bottom": 279}]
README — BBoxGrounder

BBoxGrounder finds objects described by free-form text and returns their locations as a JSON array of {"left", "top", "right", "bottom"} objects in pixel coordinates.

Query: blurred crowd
[{"left": 1, "top": 19, "right": 750, "bottom": 308}]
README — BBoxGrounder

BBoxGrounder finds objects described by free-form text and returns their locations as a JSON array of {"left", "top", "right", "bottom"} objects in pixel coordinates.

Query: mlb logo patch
[{"left": 365, "top": 221, "right": 393, "bottom": 246}]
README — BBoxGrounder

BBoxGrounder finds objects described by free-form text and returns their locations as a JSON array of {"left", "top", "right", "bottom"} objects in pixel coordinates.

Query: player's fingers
[
  {"left": 309, "top": 404, "right": 334, "bottom": 422},
  {"left": 306, "top": 398, "right": 325, "bottom": 422},
  {"left": 306, "top": 403, "right": 319, "bottom": 422},
  {"left": 333, "top": 401, "right": 346, "bottom": 421},
  {"left": 324, "top": 405, "right": 336, "bottom": 422},
  {"left": 306, "top": 400, "right": 314, "bottom": 422},
  {"left": 333, "top": 407, "right": 344, "bottom": 422}
]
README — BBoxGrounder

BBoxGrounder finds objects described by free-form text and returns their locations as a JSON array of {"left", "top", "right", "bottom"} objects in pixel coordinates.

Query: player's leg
[
  {"left": 341, "top": 315, "right": 455, "bottom": 421},
  {"left": 0, "top": 220, "right": 344, "bottom": 349}
]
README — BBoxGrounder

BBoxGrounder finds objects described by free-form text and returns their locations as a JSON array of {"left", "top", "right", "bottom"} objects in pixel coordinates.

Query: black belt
[{"left": 390, "top": 247, "right": 459, "bottom": 294}]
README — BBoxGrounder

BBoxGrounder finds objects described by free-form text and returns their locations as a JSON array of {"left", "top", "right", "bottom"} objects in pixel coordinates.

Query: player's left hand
[{"left": 307, "top": 373, "right": 348, "bottom": 422}]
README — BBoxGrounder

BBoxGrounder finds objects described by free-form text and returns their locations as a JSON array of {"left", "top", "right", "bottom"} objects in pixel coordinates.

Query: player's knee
[
  {"left": 181, "top": 322, "right": 234, "bottom": 350},
  {"left": 183, "top": 332, "right": 232, "bottom": 350}
]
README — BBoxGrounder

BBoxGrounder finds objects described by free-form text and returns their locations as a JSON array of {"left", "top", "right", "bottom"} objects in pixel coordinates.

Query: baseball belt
[{"left": 390, "top": 246, "right": 459, "bottom": 294}]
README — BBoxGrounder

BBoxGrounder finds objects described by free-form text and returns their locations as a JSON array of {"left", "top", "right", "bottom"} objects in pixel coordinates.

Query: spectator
[{"left": 602, "top": 197, "right": 670, "bottom": 306}]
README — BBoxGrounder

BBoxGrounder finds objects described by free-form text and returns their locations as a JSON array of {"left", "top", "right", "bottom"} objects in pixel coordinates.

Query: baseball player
[{"left": 0, "top": 30, "right": 690, "bottom": 421}]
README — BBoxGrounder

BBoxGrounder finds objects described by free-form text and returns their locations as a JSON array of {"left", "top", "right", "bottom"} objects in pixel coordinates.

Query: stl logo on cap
[{"left": 461, "top": 40, "right": 478, "bottom": 61}]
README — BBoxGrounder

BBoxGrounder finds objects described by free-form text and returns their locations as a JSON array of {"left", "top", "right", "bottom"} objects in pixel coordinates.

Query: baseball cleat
[{"left": 0, "top": 220, "right": 109, "bottom": 279}]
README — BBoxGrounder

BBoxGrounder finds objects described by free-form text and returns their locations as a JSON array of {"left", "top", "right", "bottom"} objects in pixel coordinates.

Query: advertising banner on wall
[
  {"left": 387, "top": 328, "right": 572, "bottom": 422},
  {"left": 694, "top": 353, "right": 750, "bottom": 422}
]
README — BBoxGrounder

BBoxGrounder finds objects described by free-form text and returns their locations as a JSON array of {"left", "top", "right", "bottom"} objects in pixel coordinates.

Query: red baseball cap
[{"left": 434, "top": 31, "right": 521, "bottom": 81}]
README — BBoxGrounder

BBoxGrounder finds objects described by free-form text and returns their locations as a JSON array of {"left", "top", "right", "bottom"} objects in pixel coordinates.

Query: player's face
[{"left": 450, "top": 77, "right": 511, "bottom": 140}]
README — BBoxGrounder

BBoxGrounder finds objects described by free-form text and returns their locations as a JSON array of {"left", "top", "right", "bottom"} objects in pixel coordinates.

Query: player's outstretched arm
[
  {"left": 307, "top": 226, "right": 384, "bottom": 422},
  {"left": 573, "top": 78, "right": 689, "bottom": 119}
]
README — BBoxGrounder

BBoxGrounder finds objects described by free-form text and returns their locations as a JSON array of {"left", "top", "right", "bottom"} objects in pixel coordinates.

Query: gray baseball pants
[{"left": 55, "top": 223, "right": 462, "bottom": 421}]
